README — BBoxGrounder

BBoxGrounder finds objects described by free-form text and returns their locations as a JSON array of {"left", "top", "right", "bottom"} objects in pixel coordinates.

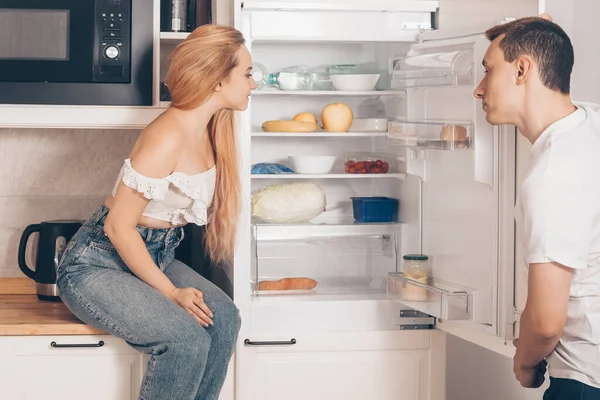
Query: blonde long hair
[{"left": 165, "top": 24, "right": 244, "bottom": 264}]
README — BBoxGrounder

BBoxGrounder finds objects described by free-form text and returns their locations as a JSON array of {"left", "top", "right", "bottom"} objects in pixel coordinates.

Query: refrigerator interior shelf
[
  {"left": 253, "top": 220, "right": 402, "bottom": 241},
  {"left": 251, "top": 89, "right": 405, "bottom": 96},
  {"left": 387, "top": 272, "right": 472, "bottom": 321},
  {"left": 253, "top": 277, "right": 388, "bottom": 297},
  {"left": 388, "top": 120, "right": 473, "bottom": 150},
  {"left": 251, "top": 173, "right": 407, "bottom": 179},
  {"left": 251, "top": 131, "right": 388, "bottom": 138}
]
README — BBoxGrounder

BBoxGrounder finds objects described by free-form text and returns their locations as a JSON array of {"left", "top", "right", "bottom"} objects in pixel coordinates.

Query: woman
[{"left": 57, "top": 24, "right": 256, "bottom": 400}]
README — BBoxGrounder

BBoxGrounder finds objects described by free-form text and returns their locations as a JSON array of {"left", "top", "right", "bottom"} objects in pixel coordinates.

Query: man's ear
[
  {"left": 515, "top": 56, "right": 533, "bottom": 86},
  {"left": 539, "top": 13, "right": 553, "bottom": 21}
]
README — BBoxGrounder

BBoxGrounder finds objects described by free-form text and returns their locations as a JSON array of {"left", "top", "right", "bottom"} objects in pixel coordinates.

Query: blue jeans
[
  {"left": 57, "top": 204, "right": 241, "bottom": 400},
  {"left": 544, "top": 377, "right": 600, "bottom": 400}
]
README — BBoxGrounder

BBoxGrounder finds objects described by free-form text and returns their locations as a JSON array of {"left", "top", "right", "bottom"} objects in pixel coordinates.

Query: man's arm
[{"left": 515, "top": 261, "right": 572, "bottom": 368}]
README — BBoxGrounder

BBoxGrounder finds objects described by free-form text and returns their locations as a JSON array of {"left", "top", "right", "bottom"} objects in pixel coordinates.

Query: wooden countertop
[{"left": 0, "top": 278, "right": 106, "bottom": 336}]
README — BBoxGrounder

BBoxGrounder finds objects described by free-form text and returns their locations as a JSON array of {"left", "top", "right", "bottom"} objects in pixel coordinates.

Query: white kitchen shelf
[
  {"left": 253, "top": 221, "right": 401, "bottom": 241},
  {"left": 251, "top": 89, "right": 405, "bottom": 96},
  {"left": 252, "top": 131, "right": 388, "bottom": 137},
  {"left": 251, "top": 173, "right": 406, "bottom": 179},
  {"left": 159, "top": 32, "right": 190, "bottom": 42},
  {"left": 0, "top": 105, "right": 165, "bottom": 129},
  {"left": 387, "top": 273, "right": 472, "bottom": 321}
]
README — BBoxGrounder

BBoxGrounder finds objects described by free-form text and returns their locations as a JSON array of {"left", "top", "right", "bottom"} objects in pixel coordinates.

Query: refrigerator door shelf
[
  {"left": 390, "top": 49, "right": 475, "bottom": 89},
  {"left": 387, "top": 272, "right": 472, "bottom": 321},
  {"left": 388, "top": 120, "right": 474, "bottom": 151}
]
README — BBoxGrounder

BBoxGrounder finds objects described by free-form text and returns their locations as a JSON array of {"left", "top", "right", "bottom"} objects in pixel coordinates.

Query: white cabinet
[
  {"left": 237, "top": 330, "right": 445, "bottom": 400},
  {"left": 0, "top": 335, "right": 142, "bottom": 400},
  {"left": 0, "top": 335, "right": 236, "bottom": 400},
  {"left": 0, "top": 335, "right": 138, "bottom": 399}
]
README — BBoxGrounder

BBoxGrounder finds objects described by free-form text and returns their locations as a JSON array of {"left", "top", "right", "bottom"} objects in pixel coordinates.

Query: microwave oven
[{"left": 0, "top": 0, "right": 153, "bottom": 106}]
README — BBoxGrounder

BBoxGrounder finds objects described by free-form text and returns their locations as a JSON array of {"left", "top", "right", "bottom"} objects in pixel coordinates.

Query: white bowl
[
  {"left": 349, "top": 118, "right": 389, "bottom": 132},
  {"left": 289, "top": 156, "right": 337, "bottom": 174},
  {"left": 329, "top": 74, "right": 381, "bottom": 91}
]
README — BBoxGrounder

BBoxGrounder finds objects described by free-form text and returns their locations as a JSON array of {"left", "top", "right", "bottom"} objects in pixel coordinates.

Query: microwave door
[{"left": 0, "top": 0, "right": 131, "bottom": 84}]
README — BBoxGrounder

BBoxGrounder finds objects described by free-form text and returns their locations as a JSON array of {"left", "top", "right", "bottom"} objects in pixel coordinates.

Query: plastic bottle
[{"left": 252, "top": 63, "right": 314, "bottom": 90}]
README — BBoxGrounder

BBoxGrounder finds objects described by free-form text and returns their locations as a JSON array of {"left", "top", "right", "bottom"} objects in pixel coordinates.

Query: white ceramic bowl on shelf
[
  {"left": 288, "top": 156, "right": 337, "bottom": 174},
  {"left": 349, "top": 118, "right": 389, "bottom": 132},
  {"left": 329, "top": 74, "right": 381, "bottom": 91}
]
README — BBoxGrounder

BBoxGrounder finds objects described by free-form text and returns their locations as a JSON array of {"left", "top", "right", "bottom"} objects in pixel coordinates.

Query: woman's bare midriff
[{"left": 103, "top": 196, "right": 188, "bottom": 229}]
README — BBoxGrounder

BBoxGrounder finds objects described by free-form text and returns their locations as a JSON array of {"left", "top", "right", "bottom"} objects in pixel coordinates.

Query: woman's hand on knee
[{"left": 169, "top": 288, "right": 214, "bottom": 327}]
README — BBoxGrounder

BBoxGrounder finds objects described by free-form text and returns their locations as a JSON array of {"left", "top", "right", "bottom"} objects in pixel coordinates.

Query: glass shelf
[
  {"left": 251, "top": 131, "right": 388, "bottom": 137},
  {"left": 253, "top": 277, "right": 388, "bottom": 297},
  {"left": 387, "top": 273, "right": 472, "bottom": 321},
  {"left": 390, "top": 49, "right": 474, "bottom": 89},
  {"left": 388, "top": 120, "right": 473, "bottom": 150},
  {"left": 253, "top": 220, "right": 402, "bottom": 241},
  {"left": 251, "top": 89, "right": 405, "bottom": 96},
  {"left": 251, "top": 173, "right": 407, "bottom": 179}
]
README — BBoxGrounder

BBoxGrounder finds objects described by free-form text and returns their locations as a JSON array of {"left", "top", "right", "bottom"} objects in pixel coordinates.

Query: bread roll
[
  {"left": 258, "top": 277, "right": 318, "bottom": 291},
  {"left": 293, "top": 112, "right": 318, "bottom": 124},
  {"left": 262, "top": 120, "right": 318, "bottom": 133}
]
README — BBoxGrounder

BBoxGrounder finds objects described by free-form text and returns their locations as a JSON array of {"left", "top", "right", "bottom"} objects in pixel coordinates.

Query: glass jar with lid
[{"left": 401, "top": 254, "right": 429, "bottom": 301}]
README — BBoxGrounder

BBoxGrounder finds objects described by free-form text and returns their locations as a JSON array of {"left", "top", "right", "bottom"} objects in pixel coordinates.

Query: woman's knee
[
  {"left": 210, "top": 296, "right": 241, "bottom": 339},
  {"left": 148, "top": 319, "right": 212, "bottom": 359}
]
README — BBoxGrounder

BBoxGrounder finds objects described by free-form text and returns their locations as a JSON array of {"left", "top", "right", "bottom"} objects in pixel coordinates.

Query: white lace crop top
[{"left": 111, "top": 159, "right": 216, "bottom": 226}]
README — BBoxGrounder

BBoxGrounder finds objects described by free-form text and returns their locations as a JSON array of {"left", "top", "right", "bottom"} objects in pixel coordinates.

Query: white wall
[
  {"left": 0, "top": 129, "right": 139, "bottom": 277},
  {"left": 544, "top": 0, "right": 600, "bottom": 104}
]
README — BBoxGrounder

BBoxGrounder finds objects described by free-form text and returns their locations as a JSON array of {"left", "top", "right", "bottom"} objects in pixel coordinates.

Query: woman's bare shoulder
[{"left": 127, "top": 112, "right": 186, "bottom": 177}]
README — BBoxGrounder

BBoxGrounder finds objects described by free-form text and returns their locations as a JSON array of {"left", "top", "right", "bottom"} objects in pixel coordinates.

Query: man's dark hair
[{"left": 485, "top": 17, "right": 574, "bottom": 95}]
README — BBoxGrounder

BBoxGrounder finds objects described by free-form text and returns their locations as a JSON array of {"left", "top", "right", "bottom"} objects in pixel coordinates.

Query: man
[{"left": 474, "top": 16, "right": 600, "bottom": 399}]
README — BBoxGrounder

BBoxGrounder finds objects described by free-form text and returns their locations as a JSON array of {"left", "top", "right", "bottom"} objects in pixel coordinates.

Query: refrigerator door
[{"left": 386, "top": 32, "right": 517, "bottom": 343}]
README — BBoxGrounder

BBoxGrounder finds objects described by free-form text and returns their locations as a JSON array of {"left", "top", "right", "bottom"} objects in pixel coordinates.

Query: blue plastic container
[{"left": 351, "top": 197, "right": 399, "bottom": 223}]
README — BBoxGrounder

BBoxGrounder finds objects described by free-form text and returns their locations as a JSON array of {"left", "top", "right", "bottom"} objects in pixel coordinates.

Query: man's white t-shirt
[{"left": 515, "top": 102, "right": 600, "bottom": 388}]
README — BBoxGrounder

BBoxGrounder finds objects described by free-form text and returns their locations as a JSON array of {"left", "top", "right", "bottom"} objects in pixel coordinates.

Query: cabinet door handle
[
  {"left": 50, "top": 340, "right": 105, "bottom": 348},
  {"left": 244, "top": 338, "right": 297, "bottom": 346}
]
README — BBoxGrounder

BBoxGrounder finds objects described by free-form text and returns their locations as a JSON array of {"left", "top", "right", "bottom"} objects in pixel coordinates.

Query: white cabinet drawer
[
  {"left": 238, "top": 331, "right": 433, "bottom": 400},
  {"left": 0, "top": 335, "right": 143, "bottom": 400}
]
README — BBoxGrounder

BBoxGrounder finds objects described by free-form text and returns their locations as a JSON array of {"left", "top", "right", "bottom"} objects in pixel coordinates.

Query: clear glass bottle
[
  {"left": 252, "top": 63, "right": 314, "bottom": 91},
  {"left": 401, "top": 254, "right": 429, "bottom": 302}
]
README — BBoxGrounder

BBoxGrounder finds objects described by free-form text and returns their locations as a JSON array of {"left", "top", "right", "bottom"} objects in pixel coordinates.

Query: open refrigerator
[{"left": 232, "top": 1, "right": 536, "bottom": 399}]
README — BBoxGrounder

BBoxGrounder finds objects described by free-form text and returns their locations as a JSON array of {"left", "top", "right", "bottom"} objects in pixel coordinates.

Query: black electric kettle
[{"left": 18, "top": 220, "right": 83, "bottom": 301}]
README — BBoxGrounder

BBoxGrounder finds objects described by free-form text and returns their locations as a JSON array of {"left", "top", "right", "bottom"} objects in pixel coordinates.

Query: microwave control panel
[{"left": 93, "top": 0, "right": 131, "bottom": 83}]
